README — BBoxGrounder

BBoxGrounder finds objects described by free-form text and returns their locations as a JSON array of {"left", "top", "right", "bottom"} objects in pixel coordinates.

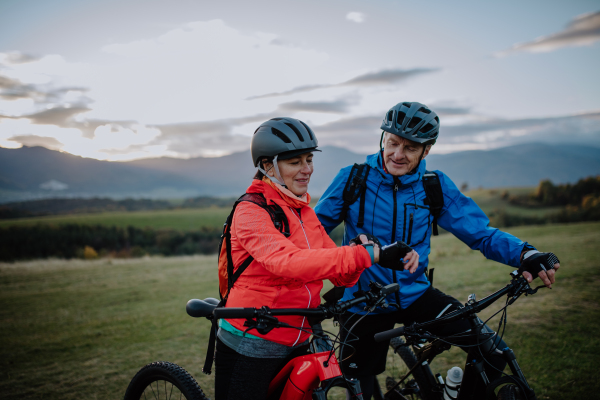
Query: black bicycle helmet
[
  {"left": 251, "top": 117, "right": 320, "bottom": 167},
  {"left": 380, "top": 102, "right": 440, "bottom": 145}
]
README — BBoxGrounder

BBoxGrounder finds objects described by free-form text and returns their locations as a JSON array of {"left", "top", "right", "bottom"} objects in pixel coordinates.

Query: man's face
[{"left": 382, "top": 133, "right": 431, "bottom": 176}]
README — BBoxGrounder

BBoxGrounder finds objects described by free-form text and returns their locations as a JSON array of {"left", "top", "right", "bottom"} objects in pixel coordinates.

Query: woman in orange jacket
[{"left": 214, "top": 117, "right": 419, "bottom": 400}]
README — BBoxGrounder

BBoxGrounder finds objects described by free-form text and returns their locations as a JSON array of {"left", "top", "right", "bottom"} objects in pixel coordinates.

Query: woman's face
[{"left": 265, "top": 152, "right": 314, "bottom": 196}]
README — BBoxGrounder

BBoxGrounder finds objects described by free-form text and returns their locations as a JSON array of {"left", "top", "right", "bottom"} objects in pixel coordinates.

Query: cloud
[
  {"left": 0, "top": 52, "right": 41, "bottom": 65},
  {"left": 7, "top": 134, "right": 64, "bottom": 150},
  {"left": 497, "top": 11, "right": 600, "bottom": 56},
  {"left": 303, "top": 109, "right": 600, "bottom": 155},
  {"left": 346, "top": 12, "right": 365, "bottom": 23},
  {"left": 247, "top": 67, "right": 438, "bottom": 100},
  {"left": 434, "top": 110, "right": 600, "bottom": 152},
  {"left": 277, "top": 97, "right": 356, "bottom": 114}
]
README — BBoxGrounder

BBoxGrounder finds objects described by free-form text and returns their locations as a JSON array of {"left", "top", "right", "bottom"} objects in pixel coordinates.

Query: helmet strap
[
  {"left": 258, "top": 155, "right": 287, "bottom": 187},
  {"left": 379, "top": 131, "right": 385, "bottom": 151}
]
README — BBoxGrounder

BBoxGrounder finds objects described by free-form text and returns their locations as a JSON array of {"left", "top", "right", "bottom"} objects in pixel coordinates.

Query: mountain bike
[
  {"left": 123, "top": 281, "right": 400, "bottom": 400},
  {"left": 373, "top": 270, "right": 544, "bottom": 400}
]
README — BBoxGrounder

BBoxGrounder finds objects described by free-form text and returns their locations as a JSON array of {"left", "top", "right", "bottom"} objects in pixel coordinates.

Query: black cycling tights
[{"left": 214, "top": 338, "right": 309, "bottom": 400}]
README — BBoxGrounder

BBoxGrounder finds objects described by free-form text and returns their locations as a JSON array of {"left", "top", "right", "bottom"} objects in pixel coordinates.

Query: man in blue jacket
[{"left": 314, "top": 102, "right": 560, "bottom": 399}]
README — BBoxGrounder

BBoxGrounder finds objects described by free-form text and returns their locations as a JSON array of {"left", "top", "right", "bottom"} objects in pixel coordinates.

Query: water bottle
[{"left": 443, "top": 366, "right": 464, "bottom": 400}]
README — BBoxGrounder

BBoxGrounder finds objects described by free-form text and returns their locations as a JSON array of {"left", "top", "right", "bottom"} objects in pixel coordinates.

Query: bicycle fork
[{"left": 464, "top": 316, "right": 536, "bottom": 400}]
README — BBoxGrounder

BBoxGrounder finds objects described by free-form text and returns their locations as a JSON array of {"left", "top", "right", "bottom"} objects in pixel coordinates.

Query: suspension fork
[{"left": 500, "top": 347, "right": 536, "bottom": 398}]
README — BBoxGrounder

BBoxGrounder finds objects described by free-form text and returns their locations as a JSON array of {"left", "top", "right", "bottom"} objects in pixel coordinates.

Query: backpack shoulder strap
[
  {"left": 422, "top": 170, "right": 444, "bottom": 236},
  {"left": 204, "top": 191, "right": 290, "bottom": 375},
  {"left": 340, "top": 163, "right": 371, "bottom": 228}
]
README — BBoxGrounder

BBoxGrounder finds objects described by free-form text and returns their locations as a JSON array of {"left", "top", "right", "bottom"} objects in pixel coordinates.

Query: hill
[{"left": 1, "top": 143, "right": 599, "bottom": 203}]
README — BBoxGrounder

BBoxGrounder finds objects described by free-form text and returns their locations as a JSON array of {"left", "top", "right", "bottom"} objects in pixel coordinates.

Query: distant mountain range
[{"left": 1, "top": 143, "right": 599, "bottom": 203}]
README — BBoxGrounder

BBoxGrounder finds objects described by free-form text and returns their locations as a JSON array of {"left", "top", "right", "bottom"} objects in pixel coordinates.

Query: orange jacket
[{"left": 225, "top": 179, "right": 372, "bottom": 346}]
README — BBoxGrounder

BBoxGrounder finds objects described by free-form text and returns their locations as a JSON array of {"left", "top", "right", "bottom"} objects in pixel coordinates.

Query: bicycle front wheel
[
  {"left": 388, "top": 336, "right": 440, "bottom": 400},
  {"left": 124, "top": 361, "right": 209, "bottom": 400}
]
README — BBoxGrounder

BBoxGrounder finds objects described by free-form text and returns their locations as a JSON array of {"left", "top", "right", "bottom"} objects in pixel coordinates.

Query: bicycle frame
[{"left": 379, "top": 271, "right": 541, "bottom": 400}]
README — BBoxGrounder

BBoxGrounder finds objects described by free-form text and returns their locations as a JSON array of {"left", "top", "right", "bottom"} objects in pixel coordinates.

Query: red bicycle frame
[{"left": 267, "top": 351, "right": 343, "bottom": 399}]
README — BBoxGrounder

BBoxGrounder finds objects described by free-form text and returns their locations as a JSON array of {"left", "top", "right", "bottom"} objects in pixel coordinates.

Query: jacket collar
[
  {"left": 246, "top": 179, "right": 310, "bottom": 209},
  {"left": 365, "top": 151, "right": 427, "bottom": 187}
]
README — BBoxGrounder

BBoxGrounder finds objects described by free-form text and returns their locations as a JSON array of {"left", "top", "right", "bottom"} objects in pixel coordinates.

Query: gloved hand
[
  {"left": 375, "top": 241, "right": 415, "bottom": 271},
  {"left": 519, "top": 250, "right": 560, "bottom": 288},
  {"left": 349, "top": 233, "right": 381, "bottom": 247}
]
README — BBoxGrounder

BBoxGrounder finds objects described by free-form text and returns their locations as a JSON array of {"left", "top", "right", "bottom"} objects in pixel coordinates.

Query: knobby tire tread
[
  {"left": 124, "top": 361, "right": 209, "bottom": 400},
  {"left": 496, "top": 384, "right": 521, "bottom": 400},
  {"left": 390, "top": 337, "right": 438, "bottom": 400}
]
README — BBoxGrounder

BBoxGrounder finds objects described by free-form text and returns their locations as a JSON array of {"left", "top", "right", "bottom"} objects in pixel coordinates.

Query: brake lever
[{"left": 527, "top": 284, "right": 547, "bottom": 295}]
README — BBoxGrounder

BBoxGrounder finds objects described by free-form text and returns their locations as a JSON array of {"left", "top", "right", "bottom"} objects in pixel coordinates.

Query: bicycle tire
[
  {"left": 486, "top": 376, "right": 527, "bottom": 400},
  {"left": 496, "top": 384, "right": 523, "bottom": 400},
  {"left": 389, "top": 337, "right": 440, "bottom": 400},
  {"left": 124, "top": 361, "right": 209, "bottom": 400}
]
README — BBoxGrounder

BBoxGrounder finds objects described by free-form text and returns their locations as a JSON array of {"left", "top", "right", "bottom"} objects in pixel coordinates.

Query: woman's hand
[{"left": 349, "top": 234, "right": 380, "bottom": 262}]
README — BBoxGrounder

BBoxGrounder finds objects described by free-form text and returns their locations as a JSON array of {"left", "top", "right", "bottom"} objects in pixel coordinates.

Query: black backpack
[
  {"left": 204, "top": 192, "right": 290, "bottom": 375},
  {"left": 340, "top": 164, "right": 444, "bottom": 235}
]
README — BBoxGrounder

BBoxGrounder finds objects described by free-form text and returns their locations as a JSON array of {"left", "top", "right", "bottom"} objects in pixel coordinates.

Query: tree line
[
  {"left": 0, "top": 224, "right": 222, "bottom": 262},
  {"left": 0, "top": 196, "right": 237, "bottom": 219}
]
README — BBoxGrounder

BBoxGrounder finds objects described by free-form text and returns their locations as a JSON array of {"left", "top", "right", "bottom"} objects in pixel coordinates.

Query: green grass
[
  {"left": 1, "top": 222, "right": 599, "bottom": 399},
  {"left": 0, "top": 207, "right": 232, "bottom": 231},
  {"left": 465, "top": 187, "right": 563, "bottom": 219}
]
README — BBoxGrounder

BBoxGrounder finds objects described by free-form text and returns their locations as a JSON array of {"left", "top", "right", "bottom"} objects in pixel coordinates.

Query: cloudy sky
[{"left": 0, "top": 0, "right": 598, "bottom": 161}]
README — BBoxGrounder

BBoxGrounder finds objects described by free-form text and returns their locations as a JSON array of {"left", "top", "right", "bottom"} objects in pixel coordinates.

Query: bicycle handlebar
[
  {"left": 374, "top": 273, "right": 532, "bottom": 343},
  {"left": 212, "top": 282, "right": 399, "bottom": 320},
  {"left": 186, "top": 282, "right": 399, "bottom": 322}
]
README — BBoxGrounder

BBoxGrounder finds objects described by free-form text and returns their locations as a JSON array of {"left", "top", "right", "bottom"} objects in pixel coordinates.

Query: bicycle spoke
[{"left": 150, "top": 381, "right": 158, "bottom": 400}]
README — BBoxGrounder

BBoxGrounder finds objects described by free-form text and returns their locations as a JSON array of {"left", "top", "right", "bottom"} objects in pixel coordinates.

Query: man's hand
[
  {"left": 519, "top": 250, "right": 560, "bottom": 289},
  {"left": 377, "top": 241, "right": 420, "bottom": 273}
]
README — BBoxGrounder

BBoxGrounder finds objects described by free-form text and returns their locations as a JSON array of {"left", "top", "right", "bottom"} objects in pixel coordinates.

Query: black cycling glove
[
  {"left": 375, "top": 241, "right": 413, "bottom": 271},
  {"left": 349, "top": 233, "right": 381, "bottom": 247},
  {"left": 519, "top": 250, "right": 560, "bottom": 276}
]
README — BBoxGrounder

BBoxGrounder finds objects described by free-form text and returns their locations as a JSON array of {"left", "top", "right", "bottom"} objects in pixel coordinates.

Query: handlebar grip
[
  {"left": 381, "top": 283, "right": 399, "bottom": 296},
  {"left": 213, "top": 307, "right": 256, "bottom": 319},
  {"left": 374, "top": 326, "right": 405, "bottom": 342}
]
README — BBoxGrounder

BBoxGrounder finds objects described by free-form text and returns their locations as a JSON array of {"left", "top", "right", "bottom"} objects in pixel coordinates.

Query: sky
[{"left": 0, "top": 0, "right": 598, "bottom": 161}]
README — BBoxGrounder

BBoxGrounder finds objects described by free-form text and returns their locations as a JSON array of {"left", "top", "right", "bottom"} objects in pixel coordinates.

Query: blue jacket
[{"left": 314, "top": 152, "right": 533, "bottom": 313}]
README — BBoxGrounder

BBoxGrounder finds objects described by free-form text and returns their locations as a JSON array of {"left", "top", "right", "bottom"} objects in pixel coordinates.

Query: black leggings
[{"left": 214, "top": 337, "right": 309, "bottom": 400}]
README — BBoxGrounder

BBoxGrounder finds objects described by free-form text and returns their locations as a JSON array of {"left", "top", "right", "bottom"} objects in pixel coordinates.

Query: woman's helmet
[
  {"left": 380, "top": 102, "right": 440, "bottom": 145},
  {"left": 251, "top": 117, "right": 320, "bottom": 186}
]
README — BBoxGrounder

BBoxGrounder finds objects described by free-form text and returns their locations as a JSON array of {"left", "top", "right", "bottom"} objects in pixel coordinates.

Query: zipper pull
[{"left": 394, "top": 184, "right": 399, "bottom": 192}]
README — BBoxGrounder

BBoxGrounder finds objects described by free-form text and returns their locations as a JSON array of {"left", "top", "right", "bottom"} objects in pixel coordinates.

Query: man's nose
[{"left": 393, "top": 147, "right": 406, "bottom": 159}]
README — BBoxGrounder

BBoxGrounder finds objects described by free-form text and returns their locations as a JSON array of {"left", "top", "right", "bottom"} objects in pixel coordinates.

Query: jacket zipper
[
  {"left": 407, "top": 213, "right": 414, "bottom": 244},
  {"left": 392, "top": 178, "right": 400, "bottom": 306},
  {"left": 288, "top": 207, "right": 311, "bottom": 345}
]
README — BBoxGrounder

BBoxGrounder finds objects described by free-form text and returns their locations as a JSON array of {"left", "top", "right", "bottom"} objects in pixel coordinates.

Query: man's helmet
[
  {"left": 251, "top": 117, "right": 319, "bottom": 167},
  {"left": 380, "top": 102, "right": 440, "bottom": 145}
]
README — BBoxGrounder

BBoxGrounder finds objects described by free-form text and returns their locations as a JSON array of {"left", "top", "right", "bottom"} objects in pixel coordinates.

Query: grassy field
[
  {"left": 465, "top": 187, "right": 562, "bottom": 218},
  {"left": 0, "top": 187, "right": 561, "bottom": 233},
  {"left": 0, "top": 207, "right": 232, "bottom": 231},
  {"left": 1, "top": 221, "right": 599, "bottom": 399}
]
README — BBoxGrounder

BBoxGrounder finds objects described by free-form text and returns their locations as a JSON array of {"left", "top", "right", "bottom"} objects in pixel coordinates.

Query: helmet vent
[
  {"left": 271, "top": 128, "right": 292, "bottom": 143},
  {"left": 299, "top": 120, "right": 314, "bottom": 141},
  {"left": 402, "top": 102, "right": 412, "bottom": 108},
  {"left": 407, "top": 117, "right": 422, "bottom": 129},
  {"left": 271, "top": 118, "right": 283, "bottom": 121},
  {"left": 422, "top": 123, "right": 434, "bottom": 132},
  {"left": 418, "top": 107, "right": 431, "bottom": 114},
  {"left": 434, "top": 116, "right": 439, "bottom": 123},
  {"left": 284, "top": 123, "right": 305, "bottom": 142},
  {"left": 396, "top": 111, "right": 406, "bottom": 126},
  {"left": 387, "top": 110, "right": 394, "bottom": 122}
]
